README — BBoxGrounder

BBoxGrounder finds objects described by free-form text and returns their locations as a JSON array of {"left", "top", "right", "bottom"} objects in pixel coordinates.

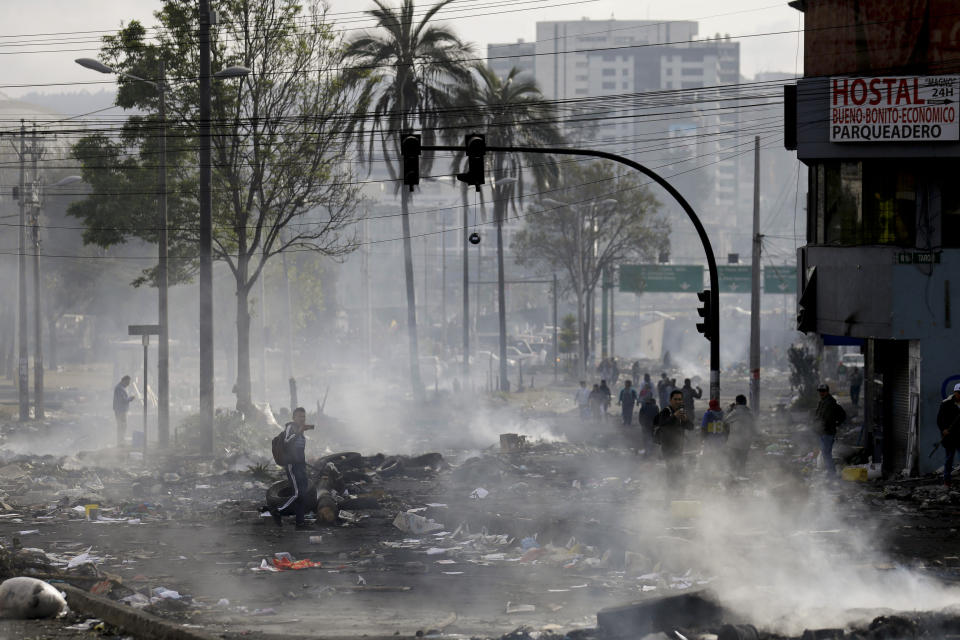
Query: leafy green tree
[
  {"left": 68, "top": 0, "right": 362, "bottom": 414},
  {"left": 344, "top": 0, "right": 473, "bottom": 401},
  {"left": 513, "top": 161, "right": 670, "bottom": 369},
  {"left": 446, "top": 64, "right": 562, "bottom": 391}
]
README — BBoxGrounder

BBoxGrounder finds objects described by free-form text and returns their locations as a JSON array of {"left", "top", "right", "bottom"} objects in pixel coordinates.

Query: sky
[{"left": 0, "top": 0, "right": 803, "bottom": 101}]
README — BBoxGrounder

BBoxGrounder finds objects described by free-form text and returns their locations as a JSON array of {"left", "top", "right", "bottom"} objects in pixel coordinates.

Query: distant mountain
[{"left": 15, "top": 90, "right": 119, "bottom": 117}]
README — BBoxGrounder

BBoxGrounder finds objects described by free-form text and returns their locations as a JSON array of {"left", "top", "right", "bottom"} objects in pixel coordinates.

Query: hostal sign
[{"left": 830, "top": 76, "right": 959, "bottom": 142}]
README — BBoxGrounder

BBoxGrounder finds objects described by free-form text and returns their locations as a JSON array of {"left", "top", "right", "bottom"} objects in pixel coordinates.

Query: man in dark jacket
[
  {"left": 937, "top": 383, "right": 960, "bottom": 486},
  {"left": 270, "top": 407, "right": 314, "bottom": 529},
  {"left": 654, "top": 389, "right": 693, "bottom": 493},
  {"left": 637, "top": 396, "right": 659, "bottom": 457},
  {"left": 680, "top": 379, "right": 703, "bottom": 424},
  {"left": 814, "top": 383, "right": 845, "bottom": 476},
  {"left": 618, "top": 380, "right": 638, "bottom": 426}
]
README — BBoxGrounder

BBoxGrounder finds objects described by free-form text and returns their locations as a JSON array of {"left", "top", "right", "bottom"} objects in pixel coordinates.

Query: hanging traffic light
[
  {"left": 457, "top": 134, "right": 485, "bottom": 191},
  {"left": 401, "top": 132, "right": 421, "bottom": 192},
  {"left": 696, "top": 289, "right": 712, "bottom": 341}
]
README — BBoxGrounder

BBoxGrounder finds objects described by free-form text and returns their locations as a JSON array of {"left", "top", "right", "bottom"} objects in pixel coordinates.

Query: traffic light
[
  {"left": 696, "top": 289, "right": 712, "bottom": 341},
  {"left": 457, "top": 134, "right": 485, "bottom": 191},
  {"left": 401, "top": 132, "right": 420, "bottom": 192}
]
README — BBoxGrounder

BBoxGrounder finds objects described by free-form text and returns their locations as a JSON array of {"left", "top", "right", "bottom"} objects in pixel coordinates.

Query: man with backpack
[
  {"left": 269, "top": 407, "right": 315, "bottom": 529},
  {"left": 814, "top": 383, "right": 846, "bottom": 476}
]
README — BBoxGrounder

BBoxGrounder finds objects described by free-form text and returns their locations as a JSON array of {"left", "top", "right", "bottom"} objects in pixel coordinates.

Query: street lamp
[
  {"left": 76, "top": 57, "right": 172, "bottom": 447},
  {"left": 77, "top": 57, "right": 250, "bottom": 450}
]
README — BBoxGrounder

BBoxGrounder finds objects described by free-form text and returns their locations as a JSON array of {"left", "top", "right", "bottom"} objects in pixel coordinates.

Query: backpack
[
  {"left": 271, "top": 428, "right": 288, "bottom": 466},
  {"left": 834, "top": 403, "right": 847, "bottom": 427}
]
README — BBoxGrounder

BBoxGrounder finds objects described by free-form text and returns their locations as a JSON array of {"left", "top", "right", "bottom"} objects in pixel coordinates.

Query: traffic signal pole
[{"left": 407, "top": 136, "right": 721, "bottom": 402}]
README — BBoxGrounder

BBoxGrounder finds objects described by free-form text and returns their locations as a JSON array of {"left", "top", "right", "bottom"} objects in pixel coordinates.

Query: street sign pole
[{"left": 129, "top": 324, "right": 160, "bottom": 459}]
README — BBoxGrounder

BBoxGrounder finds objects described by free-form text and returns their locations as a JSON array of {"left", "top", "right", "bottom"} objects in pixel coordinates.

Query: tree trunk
[
  {"left": 47, "top": 314, "right": 57, "bottom": 371},
  {"left": 576, "top": 285, "right": 585, "bottom": 381},
  {"left": 495, "top": 201, "right": 508, "bottom": 392},
  {"left": 401, "top": 188, "right": 424, "bottom": 401},
  {"left": 236, "top": 267, "right": 254, "bottom": 416}
]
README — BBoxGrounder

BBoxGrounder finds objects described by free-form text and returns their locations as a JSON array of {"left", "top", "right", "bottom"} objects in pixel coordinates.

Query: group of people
[{"left": 575, "top": 370, "right": 760, "bottom": 490}]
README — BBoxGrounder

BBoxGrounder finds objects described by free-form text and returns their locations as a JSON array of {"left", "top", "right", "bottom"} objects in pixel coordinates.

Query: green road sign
[
  {"left": 718, "top": 265, "right": 752, "bottom": 293},
  {"left": 763, "top": 265, "right": 797, "bottom": 294},
  {"left": 619, "top": 264, "right": 703, "bottom": 293}
]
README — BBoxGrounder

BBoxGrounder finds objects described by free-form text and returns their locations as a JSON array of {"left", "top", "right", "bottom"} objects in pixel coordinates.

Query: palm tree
[
  {"left": 345, "top": 0, "right": 473, "bottom": 401},
  {"left": 448, "top": 65, "right": 563, "bottom": 391}
]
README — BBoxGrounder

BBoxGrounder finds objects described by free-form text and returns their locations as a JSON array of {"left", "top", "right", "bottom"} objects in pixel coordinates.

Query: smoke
[{"left": 617, "top": 462, "right": 960, "bottom": 635}]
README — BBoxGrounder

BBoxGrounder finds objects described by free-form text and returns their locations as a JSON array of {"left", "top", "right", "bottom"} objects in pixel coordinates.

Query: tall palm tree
[
  {"left": 345, "top": 0, "right": 473, "bottom": 401},
  {"left": 448, "top": 65, "right": 563, "bottom": 391}
]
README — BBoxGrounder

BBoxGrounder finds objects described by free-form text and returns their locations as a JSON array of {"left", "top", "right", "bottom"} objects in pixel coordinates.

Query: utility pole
[
  {"left": 462, "top": 199, "right": 470, "bottom": 382},
  {"left": 362, "top": 217, "right": 371, "bottom": 381},
  {"left": 441, "top": 216, "right": 447, "bottom": 351},
  {"left": 281, "top": 235, "right": 295, "bottom": 409},
  {"left": 601, "top": 266, "right": 609, "bottom": 359},
  {"left": 30, "top": 125, "right": 43, "bottom": 420},
  {"left": 198, "top": 0, "right": 214, "bottom": 454},
  {"left": 749, "top": 135, "right": 762, "bottom": 413},
  {"left": 258, "top": 270, "right": 267, "bottom": 402},
  {"left": 552, "top": 273, "right": 558, "bottom": 382},
  {"left": 17, "top": 121, "right": 29, "bottom": 421},
  {"left": 610, "top": 268, "right": 616, "bottom": 360},
  {"left": 157, "top": 62, "right": 170, "bottom": 448}
]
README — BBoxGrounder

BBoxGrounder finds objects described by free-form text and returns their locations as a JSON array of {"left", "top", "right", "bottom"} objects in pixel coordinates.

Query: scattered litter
[
  {"left": 442, "top": 571, "right": 464, "bottom": 575},
  {"left": 357, "top": 576, "right": 366, "bottom": 585},
  {"left": 470, "top": 487, "right": 489, "bottom": 500},
  {"left": 393, "top": 511, "right": 444, "bottom": 534},
  {"left": 152, "top": 587, "right": 182, "bottom": 600},
  {"left": 251, "top": 608, "right": 276, "bottom": 616},
  {"left": 506, "top": 602, "right": 536, "bottom": 614},
  {"left": 0, "top": 577, "right": 67, "bottom": 619},
  {"left": 216, "top": 598, "right": 230, "bottom": 607}
]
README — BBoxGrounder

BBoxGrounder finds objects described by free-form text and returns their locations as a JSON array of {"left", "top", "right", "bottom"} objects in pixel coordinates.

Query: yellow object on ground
[{"left": 842, "top": 467, "right": 868, "bottom": 482}]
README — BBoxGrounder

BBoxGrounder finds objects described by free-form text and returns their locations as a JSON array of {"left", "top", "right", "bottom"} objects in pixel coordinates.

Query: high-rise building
[
  {"left": 487, "top": 19, "right": 744, "bottom": 263},
  {"left": 487, "top": 39, "right": 535, "bottom": 81}
]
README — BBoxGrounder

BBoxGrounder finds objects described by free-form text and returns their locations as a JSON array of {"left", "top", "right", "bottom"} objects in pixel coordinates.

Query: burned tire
[
  {"left": 265, "top": 480, "right": 320, "bottom": 513},
  {"left": 317, "top": 451, "right": 362, "bottom": 471},
  {"left": 377, "top": 456, "right": 403, "bottom": 477}
]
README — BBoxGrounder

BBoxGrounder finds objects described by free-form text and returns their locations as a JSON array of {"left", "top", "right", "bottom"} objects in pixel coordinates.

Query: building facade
[{"left": 786, "top": 0, "right": 960, "bottom": 475}]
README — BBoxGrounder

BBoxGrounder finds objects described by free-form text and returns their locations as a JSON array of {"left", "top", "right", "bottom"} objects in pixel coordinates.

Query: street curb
[{"left": 60, "top": 584, "right": 220, "bottom": 640}]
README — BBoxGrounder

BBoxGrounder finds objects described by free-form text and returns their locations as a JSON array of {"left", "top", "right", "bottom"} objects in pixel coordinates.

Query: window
[
  {"left": 602, "top": 81, "right": 616, "bottom": 90},
  {"left": 602, "top": 54, "right": 616, "bottom": 61},
  {"left": 575, "top": 75, "right": 588, "bottom": 81},
  {"left": 602, "top": 68, "right": 616, "bottom": 76},
  {"left": 622, "top": 69, "right": 629, "bottom": 76},
  {"left": 681, "top": 66, "right": 702, "bottom": 76},
  {"left": 622, "top": 82, "right": 629, "bottom": 89},
  {"left": 665, "top": 68, "right": 673, "bottom": 76},
  {"left": 816, "top": 161, "right": 917, "bottom": 247}
]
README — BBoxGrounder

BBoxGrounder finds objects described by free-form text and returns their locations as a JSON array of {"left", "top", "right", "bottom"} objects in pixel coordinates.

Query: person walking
[
  {"left": 654, "top": 389, "right": 693, "bottom": 494},
  {"left": 112, "top": 375, "right": 137, "bottom": 447},
  {"left": 700, "top": 398, "right": 726, "bottom": 452},
  {"left": 937, "top": 383, "right": 960, "bottom": 487},
  {"left": 631, "top": 361, "right": 641, "bottom": 387},
  {"left": 814, "top": 383, "right": 846, "bottom": 476},
  {"left": 724, "top": 394, "right": 757, "bottom": 478},
  {"left": 637, "top": 395, "right": 659, "bottom": 457},
  {"left": 638, "top": 373, "right": 655, "bottom": 404},
  {"left": 849, "top": 367, "right": 863, "bottom": 409},
  {"left": 589, "top": 384, "right": 606, "bottom": 423},
  {"left": 657, "top": 373, "right": 672, "bottom": 409},
  {"left": 680, "top": 378, "right": 703, "bottom": 424},
  {"left": 269, "top": 407, "right": 315, "bottom": 529},
  {"left": 598, "top": 379, "right": 612, "bottom": 417},
  {"left": 574, "top": 381, "right": 591, "bottom": 421},
  {"left": 618, "top": 379, "right": 639, "bottom": 426}
]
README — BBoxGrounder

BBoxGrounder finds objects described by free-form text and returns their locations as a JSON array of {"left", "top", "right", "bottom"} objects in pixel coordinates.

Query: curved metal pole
[{"left": 422, "top": 142, "right": 721, "bottom": 401}]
